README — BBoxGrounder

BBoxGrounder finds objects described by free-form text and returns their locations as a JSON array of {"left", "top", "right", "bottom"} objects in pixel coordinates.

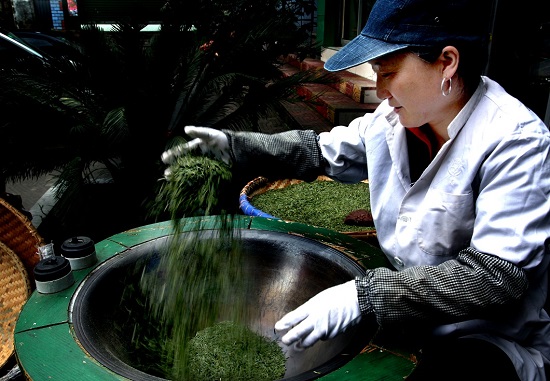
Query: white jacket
[{"left": 318, "top": 76, "right": 550, "bottom": 380}]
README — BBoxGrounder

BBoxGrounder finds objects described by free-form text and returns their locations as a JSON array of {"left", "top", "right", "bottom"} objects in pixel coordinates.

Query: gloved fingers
[
  {"left": 274, "top": 304, "right": 310, "bottom": 332},
  {"left": 161, "top": 139, "right": 202, "bottom": 164},
  {"left": 299, "top": 328, "right": 325, "bottom": 348},
  {"left": 161, "top": 144, "right": 184, "bottom": 164},
  {"left": 280, "top": 320, "right": 315, "bottom": 346},
  {"left": 185, "top": 138, "right": 205, "bottom": 154},
  {"left": 184, "top": 125, "right": 217, "bottom": 140},
  {"left": 184, "top": 126, "right": 231, "bottom": 164},
  {"left": 163, "top": 167, "right": 173, "bottom": 180},
  {"left": 161, "top": 126, "right": 211, "bottom": 164},
  {"left": 290, "top": 313, "right": 357, "bottom": 349},
  {"left": 286, "top": 315, "right": 359, "bottom": 350}
]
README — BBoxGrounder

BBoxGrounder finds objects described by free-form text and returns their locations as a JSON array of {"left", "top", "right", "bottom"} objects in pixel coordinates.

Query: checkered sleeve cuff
[{"left": 356, "top": 271, "right": 376, "bottom": 315}]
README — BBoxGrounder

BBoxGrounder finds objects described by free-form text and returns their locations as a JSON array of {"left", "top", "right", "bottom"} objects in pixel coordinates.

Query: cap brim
[{"left": 324, "top": 34, "right": 409, "bottom": 72}]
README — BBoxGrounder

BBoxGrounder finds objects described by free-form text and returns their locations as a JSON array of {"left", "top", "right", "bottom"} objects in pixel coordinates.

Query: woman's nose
[{"left": 376, "top": 85, "right": 390, "bottom": 100}]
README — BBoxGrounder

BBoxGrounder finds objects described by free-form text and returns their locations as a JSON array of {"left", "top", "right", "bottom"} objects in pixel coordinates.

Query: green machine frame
[{"left": 15, "top": 215, "right": 415, "bottom": 380}]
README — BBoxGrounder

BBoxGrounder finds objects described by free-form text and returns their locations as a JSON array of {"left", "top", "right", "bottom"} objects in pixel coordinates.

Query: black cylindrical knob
[
  {"left": 60, "top": 236, "right": 95, "bottom": 258},
  {"left": 34, "top": 256, "right": 71, "bottom": 282},
  {"left": 60, "top": 236, "right": 97, "bottom": 270},
  {"left": 33, "top": 256, "right": 75, "bottom": 294}
]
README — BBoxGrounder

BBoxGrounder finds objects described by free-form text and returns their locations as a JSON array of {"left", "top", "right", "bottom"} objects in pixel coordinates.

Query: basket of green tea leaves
[{"left": 239, "top": 176, "right": 377, "bottom": 244}]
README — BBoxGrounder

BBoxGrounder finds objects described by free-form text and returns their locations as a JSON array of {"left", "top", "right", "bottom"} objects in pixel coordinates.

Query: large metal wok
[{"left": 70, "top": 228, "right": 376, "bottom": 381}]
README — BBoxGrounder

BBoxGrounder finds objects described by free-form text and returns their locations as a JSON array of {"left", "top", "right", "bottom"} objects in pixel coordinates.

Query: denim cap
[{"left": 324, "top": 0, "right": 490, "bottom": 72}]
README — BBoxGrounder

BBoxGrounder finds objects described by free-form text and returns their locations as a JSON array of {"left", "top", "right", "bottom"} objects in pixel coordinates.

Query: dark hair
[{"left": 412, "top": 42, "right": 487, "bottom": 94}]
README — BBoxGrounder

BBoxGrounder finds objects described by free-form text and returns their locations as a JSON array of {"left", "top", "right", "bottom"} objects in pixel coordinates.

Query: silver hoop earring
[{"left": 441, "top": 77, "right": 452, "bottom": 97}]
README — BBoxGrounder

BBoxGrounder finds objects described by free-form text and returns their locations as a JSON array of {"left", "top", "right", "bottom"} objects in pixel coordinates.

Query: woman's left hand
[{"left": 274, "top": 279, "right": 361, "bottom": 349}]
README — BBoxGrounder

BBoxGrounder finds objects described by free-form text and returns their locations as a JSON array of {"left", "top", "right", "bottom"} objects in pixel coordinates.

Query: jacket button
[{"left": 394, "top": 256, "right": 405, "bottom": 268}]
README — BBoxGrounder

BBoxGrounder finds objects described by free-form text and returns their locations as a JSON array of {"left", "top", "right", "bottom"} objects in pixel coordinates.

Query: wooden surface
[{"left": 15, "top": 215, "right": 415, "bottom": 380}]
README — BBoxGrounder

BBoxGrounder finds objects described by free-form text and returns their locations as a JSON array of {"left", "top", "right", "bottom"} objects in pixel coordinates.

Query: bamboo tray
[
  {"left": 0, "top": 241, "right": 31, "bottom": 370},
  {"left": 239, "top": 176, "right": 378, "bottom": 245},
  {"left": 0, "top": 197, "right": 44, "bottom": 370},
  {"left": 0, "top": 197, "right": 43, "bottom": 283}
]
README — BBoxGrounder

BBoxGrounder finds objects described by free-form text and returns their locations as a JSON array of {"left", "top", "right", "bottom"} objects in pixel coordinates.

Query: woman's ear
[{"left": 439, "top": 46, "right": 459, "bottom": 78}]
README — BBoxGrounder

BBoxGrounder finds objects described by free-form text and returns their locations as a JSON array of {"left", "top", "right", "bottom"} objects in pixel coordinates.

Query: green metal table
[{"left": 15, "top": 215, "right": 416, "bottom": 380}]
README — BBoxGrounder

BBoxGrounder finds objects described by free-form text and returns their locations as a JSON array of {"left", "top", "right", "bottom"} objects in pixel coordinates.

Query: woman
[{"left": 162, "top": 0, "right": 550, "bottom": 379}]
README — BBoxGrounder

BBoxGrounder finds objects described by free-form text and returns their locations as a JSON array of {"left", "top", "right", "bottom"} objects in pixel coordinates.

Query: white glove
[
  {"left": 274, "top": 279, "right": 361, "bottom": 349},
  {"left": 161, "top": 126, "right": 231, "bottom": 179},
  {"left": 161, "top": 126, "right": 231, "bottom": 165}
]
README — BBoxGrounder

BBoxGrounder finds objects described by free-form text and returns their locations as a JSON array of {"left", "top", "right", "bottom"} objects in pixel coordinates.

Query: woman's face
[{"left": 369, "top": 51, "right": 448, "bottom": 129}]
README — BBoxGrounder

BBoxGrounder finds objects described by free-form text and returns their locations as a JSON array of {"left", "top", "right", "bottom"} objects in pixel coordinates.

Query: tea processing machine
[{"left": 15, "top": 215, "right": 415, "bottom": 381}]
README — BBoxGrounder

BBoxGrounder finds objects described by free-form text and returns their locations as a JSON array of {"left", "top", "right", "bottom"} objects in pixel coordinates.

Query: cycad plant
[{"left": 0, "top": 0, "right": 333, "bottom": 241}]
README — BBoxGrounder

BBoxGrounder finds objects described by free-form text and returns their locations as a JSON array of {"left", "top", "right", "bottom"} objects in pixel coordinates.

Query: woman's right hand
[
  {"left": 161, "top": 126, "right": 231, "bottom": 178},
  {"left": 161, "top": 126, "right": 231, "bottom": 164}
]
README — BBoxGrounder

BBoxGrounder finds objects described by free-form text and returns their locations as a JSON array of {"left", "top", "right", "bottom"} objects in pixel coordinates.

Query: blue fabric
[{"left": 238, "top": 193, "right": 279, "bottom": 219}]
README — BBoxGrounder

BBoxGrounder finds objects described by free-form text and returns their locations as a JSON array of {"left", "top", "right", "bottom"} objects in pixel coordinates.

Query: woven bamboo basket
[
  {"left": 239, "top": 176, "right": 378, "bottom": 245},
  {"left": 0, "top": 241, "right": 32, "bottom": 370},
  {"left": 0, "top": 197, "right": 43, "bottom": 284},
  {"left": 0, "top": 197, "right": 43, "bottom": 371}
]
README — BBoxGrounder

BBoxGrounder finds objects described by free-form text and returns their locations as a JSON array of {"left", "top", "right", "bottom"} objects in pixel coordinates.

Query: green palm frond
[
  {"left": 167, "top": 49, "right": 209, "bottom": 132},
  {"left": 192, "top": 73, "right": 253, "bottom": 127},
  {"left": 50, "top": 156, "right": 85, "bottom": 217},
  {"left": 0, "top": 74, "right": 75, "bottom": 181},
  {"left": 101, "top": 107, "right": 129, "bottom": 148}
]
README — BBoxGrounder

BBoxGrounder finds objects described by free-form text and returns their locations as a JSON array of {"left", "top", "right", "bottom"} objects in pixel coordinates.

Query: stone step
[
  {"left": 296, "top": 83, "right": 378, "bottom": 126},
  {"left": 278, "top": 62, "right": 378, "bottom": 126},
  {"left": 277, "top": 100, "right": 334, "bottom": 133},
  {"left": 286, "top": 56, "right": 379, "bottom": 104}
]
